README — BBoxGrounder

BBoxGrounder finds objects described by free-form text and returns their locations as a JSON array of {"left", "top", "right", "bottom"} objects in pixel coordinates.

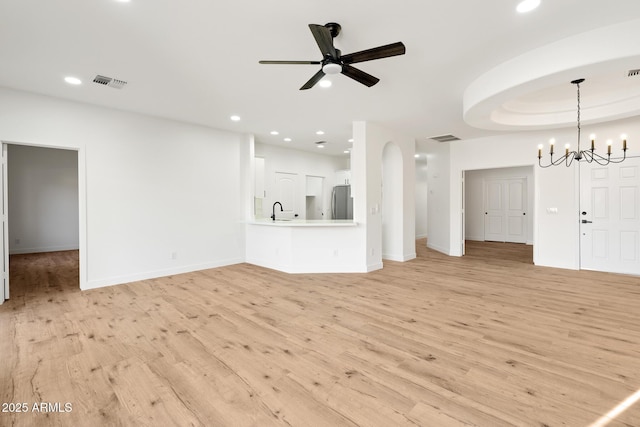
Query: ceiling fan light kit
[
  {"left": 322, "top": 63, "right": 342, "bottom": 75},
  {"left": 259, "top": 22, "right": 406, "bottom": 90},
  {"left": 537, "top": 79, "right": 628, "bottom": 168}
]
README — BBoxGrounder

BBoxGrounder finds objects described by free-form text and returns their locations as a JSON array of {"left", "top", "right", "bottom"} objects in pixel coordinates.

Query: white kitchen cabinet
[
  {"left": 254, "top": 157, "right": 265, "bottom": 198},
  {"left": 335, "top": 169, "right": 351, "bottom": 186},
  {"left": 306, "top": 175, "right": 323, "bottom": 196}
]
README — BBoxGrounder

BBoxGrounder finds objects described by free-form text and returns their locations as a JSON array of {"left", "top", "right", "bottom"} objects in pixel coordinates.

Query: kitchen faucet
[{"left": 271, "top": 201, "right": 283, "bottom": 221}]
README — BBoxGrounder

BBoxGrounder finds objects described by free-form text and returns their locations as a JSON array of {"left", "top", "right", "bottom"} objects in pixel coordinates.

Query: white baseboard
[
  {"left": 367, "top": 262, "right": 383, "bottom": 272},
  {"left": 426, "top": 241, "right": 454, "bottom": 256},
  {"left": 10, "top": 245, "right": 79, "bottom": 255},
  {"left": 83, "top": 257, "right": 244, "bottom": 290},
  {"left": 383, "top": 253, "right": 417, "bottom": 262}
]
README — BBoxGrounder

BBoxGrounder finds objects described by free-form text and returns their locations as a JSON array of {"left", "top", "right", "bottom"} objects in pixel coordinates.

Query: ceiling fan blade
[
  {"left": 259, "top": 60, "right": 321, "bottom": 65},
  {"left": 341, "top": 42, "right": 406, "bottom": 64},
  {"left": 309, "top": 24, "right": 337, "bottom": 59},
  {"left": 300, "top": 69, "right": 326, "bottom": 90},
  {"left": 341, "top": 65, "right": 380, "bottom": 87}
]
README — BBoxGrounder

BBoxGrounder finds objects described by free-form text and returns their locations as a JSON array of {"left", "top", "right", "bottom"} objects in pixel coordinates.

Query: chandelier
[{"left": 537, "top": 78, "right": 628, "bottom": 168}]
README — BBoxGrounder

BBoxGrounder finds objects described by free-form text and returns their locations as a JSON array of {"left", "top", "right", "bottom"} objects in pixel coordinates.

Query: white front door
[
  {"left": 580, "top": 158, "right": 640, "bottom": 275},
  {"left": 484, "top": 178, "right": 527, "bottom": 243},
  {"left": 274, "top": 172, "right": 298, "bottom": 218}
]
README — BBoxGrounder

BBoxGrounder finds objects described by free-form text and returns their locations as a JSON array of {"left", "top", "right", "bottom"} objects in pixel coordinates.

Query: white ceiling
[{"left": 2, "top": 0, "right": 640, "bottom": 156}]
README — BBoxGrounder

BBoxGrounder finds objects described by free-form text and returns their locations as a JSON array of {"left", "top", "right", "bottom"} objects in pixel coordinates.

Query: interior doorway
[
  {"left": 1, "top": 143, "right": 81, "bottom": 304},
  {"left": 305, "top": 175, "right": 325, "bottom": 220},
  {"left": 463, "top": 165, "right": 534, "bottom": 262}
]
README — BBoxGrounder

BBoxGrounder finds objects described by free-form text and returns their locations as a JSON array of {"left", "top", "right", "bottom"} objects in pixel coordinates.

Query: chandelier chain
[{"left": 576, "top": 81, "right": 581, "bottom": 152}]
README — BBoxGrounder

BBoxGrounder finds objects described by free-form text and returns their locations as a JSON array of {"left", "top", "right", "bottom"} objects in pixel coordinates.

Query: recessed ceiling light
[
  {"left": 64, "top": 76, "right": 82, "bottom": 85},
  {"left": 319, "top": 80, "right": 332, "bottom": 88},
  {"left": 414, "top": 154, "right": 420, "bottom": 158},
  {"left": 230, "top": 115, "right": 241, "bottom": 121},
  {"left": 516, "top": 0, "right": 540, "bottom": 13},
  {"left": 348, "top": 138, "right": 354, "bottom": 143},
  {"left": 115, "top": 0, "right": 131, "bottom": 3},
  {"left": 270, "top": 131, "right": 279, "bottom": 135},
  {"left": 316, "top": 131, "right": 324, "bottom": 135},
  {"left": 284, "top": 138, "right": 292, "bottom": 142},
  {"left": 344, "top": 150, "right": 350, "bottom": 154},
  {"left": 317, "top": 144, "right": 325, "bottom": 149}
]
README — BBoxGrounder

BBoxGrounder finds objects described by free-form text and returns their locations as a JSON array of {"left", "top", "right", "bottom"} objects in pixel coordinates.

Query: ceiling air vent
[
  {"left": 628, "top": 69, "right": 640, "bottom": 77},
  {"left": 92, "top": 74, "right": 127, "bottom": 89},
  {"left": 429, "top": 134, "right": 460, "bottom": 143}
]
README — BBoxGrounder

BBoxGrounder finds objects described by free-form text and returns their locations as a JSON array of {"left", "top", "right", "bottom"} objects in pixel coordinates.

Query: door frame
[
  {"left": 1, "top": 144, "right": 7, "bottom": 302},
  {"left": 0, "top": 141, "right": 87, "bottom": 302}
]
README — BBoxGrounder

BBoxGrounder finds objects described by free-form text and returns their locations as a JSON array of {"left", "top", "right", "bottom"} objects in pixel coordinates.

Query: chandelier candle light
[{"left": 537, "top": 78, "right": 628, "bottom": 168}]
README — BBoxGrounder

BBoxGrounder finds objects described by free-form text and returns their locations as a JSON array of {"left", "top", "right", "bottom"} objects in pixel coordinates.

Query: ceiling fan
[{"left": 259, "top": 23, "right": 406, "bottom": 90}]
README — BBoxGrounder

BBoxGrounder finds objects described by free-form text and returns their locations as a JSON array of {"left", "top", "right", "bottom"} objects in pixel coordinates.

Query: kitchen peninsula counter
[{"left": 246, "top": 219, "right": 365, "bottom": 273}]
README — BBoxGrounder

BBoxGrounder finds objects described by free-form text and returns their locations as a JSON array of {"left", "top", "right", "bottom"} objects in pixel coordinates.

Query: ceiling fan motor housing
[{"left": 324, "top": 22, "right": 342, "bottom": 38}]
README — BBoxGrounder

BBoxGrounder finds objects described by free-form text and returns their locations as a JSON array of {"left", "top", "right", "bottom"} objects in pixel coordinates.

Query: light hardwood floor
[{"left": 1, "top": 241, "right": 639, "bottom": 426}]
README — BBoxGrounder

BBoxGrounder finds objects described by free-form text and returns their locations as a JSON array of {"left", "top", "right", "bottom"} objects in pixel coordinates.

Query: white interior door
[
  {"left": 275, "top": 172, "right": 298, "bottom": 218},
  {"left": 1, "top": 143, "right": 8, "bottom": 303},
  {"left": 506, "top": 179, "right": 527, "bottom": 243},
  {"left": 580, "top": 158, "right": 640, "bottom": 275},
  {"left": 484, "top": 178, "right": 527, "bottom": 243},
  {"left": 484, "top": 180, "right": 505, "bottom": 242}
]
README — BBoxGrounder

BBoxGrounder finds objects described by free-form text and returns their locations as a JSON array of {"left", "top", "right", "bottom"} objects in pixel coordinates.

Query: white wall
[
  {"left": 8, "top": 145, "right": 79, "bottom": 254},
  {"left": 382, "top": 143, "right": 403, "bottom": 260},
  {"left": 353, "top": 121, "right": 416, "bottom": 269},
  {"left": 464, "top": 166, "right": 534, "bottom": 244},
  {"left": 0, "top": 87, "right": 249, "bottom": 290},
  {"left": 424, "top": 140, "right": 451, "bottom": 254},
  {"left": 448, "top": 131, "right": 574, "bottom": 268},
  {"left": 254, "top": 143, "right": 346, "bottom": 219},
  {"left": 426, "top": 115, "right": 640, "bottom": 270}
]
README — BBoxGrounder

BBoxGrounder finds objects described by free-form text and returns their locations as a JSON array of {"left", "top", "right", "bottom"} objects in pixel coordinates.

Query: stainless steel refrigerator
[{"left": 331, "top": 185, "right": 353, "bottom": 220}]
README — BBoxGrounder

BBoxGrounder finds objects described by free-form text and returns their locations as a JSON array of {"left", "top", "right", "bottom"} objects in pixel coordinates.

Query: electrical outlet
[
  {"left": 14, "top": 238, "right": 20, "bottom": 244},
  {"left": 170, "top": 252, "right": 177, "bottom": 260}
]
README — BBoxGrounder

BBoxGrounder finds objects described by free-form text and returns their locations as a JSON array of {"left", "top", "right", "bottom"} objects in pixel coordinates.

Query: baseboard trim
[
  {"left": 83, "top": 257, "right": 244, "bottom": 290},
  {"left": 10, "top": 245, "right": 79, "bottom": 255},
  {"left": 367, "top": 262, "right": 383, "bottom": 272},
  {"left": 426, "top": 241, "right": 452, "bottom": 256},
  {"left": 383, "top": 253, "right": 417, "bottom": 262}
]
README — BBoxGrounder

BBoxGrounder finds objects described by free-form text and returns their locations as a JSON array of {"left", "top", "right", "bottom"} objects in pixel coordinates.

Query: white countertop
[{"left": 248, "top": 219, "right": 357, "bottom": 227}]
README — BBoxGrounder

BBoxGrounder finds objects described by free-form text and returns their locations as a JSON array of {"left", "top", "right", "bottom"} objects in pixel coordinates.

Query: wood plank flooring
[{"left": 1, "top": 241, "right": 640, "bottom": 426}]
